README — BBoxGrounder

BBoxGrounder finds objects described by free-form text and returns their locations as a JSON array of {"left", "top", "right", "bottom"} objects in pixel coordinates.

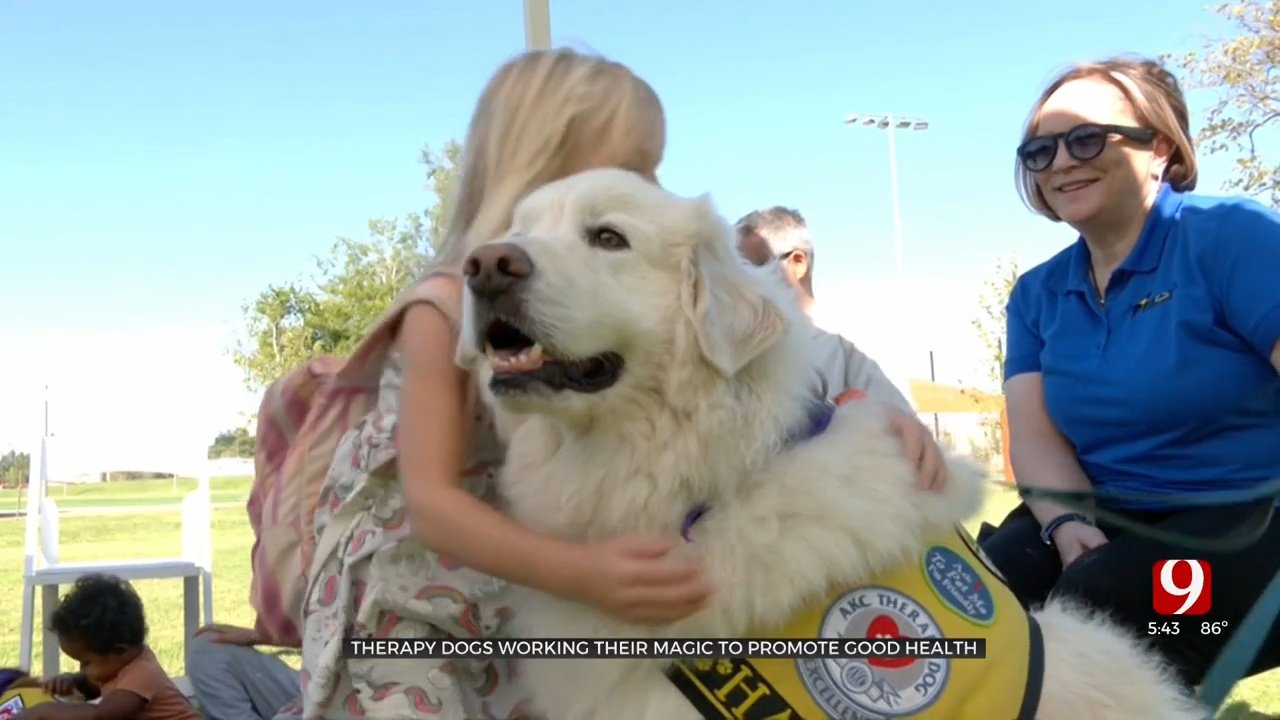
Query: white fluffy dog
[{"left": 455, "top": 168, "right": 1207, "bottom": 720}]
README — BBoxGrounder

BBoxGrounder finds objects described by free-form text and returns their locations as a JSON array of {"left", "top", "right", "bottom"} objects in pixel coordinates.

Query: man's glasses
[
  {"left": 744, "top": 249, "right": 799, "bottom": 268},
  {"left": 1016, "top": 123, "right": 1156, "bottom": 173}
]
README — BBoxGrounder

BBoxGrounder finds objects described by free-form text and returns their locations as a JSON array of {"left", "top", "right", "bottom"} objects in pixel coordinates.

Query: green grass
[
  {"left": 0, "top": 479, "right": 1276, "bottom": 717},
  {"left": 0, "top": 476, "right": 300, "bottom": 679}
]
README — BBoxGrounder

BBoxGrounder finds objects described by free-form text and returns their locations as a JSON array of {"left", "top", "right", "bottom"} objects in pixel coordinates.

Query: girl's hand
[
  {"left": 885, "top": 405, "right": 948, "bottom": 492},
  {"left": 571, "top": 536, "right": 714, "bottom": 626}
]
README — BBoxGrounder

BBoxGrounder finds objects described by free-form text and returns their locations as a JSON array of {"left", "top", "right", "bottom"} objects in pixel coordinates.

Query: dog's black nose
[{"left": 464, "top": 242, "right": 534, "bottom": 298}]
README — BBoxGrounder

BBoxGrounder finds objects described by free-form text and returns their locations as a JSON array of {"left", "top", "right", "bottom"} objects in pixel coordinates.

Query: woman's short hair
[
  {"left": 1016, "top": 55, "right": 1198, "bottom": 221},
  {"left": 432, "top": 48, "right": 665, "bottom": 271}
]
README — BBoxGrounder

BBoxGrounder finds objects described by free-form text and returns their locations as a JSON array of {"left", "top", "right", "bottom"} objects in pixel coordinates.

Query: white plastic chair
[{"left": 18, "top": 434, "right": 215, "bottom": 680}]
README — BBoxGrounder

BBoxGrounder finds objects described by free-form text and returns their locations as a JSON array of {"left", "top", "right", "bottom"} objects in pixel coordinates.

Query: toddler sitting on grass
[{"left": 15, "top": 573, "right": 201, "bottom": 720}]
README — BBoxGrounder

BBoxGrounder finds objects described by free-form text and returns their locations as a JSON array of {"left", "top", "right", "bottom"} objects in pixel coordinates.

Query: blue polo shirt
[{"left": 1005, "top": 183, "right": 1280, "bottom": 509}]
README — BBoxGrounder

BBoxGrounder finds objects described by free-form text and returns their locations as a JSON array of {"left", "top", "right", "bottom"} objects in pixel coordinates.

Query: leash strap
[
  {"left": 1018, "top": 478, "right": 1280, "bottom": 713},
  {"left": 1018, "top": 476, "right": 1280, "bottom": 507},
  {"left": 1019, "top": 478, "right": 1280, "bottom": 553},
  {"left": 1199, "top": 564, "right": 1280, "bottom": 709},
  {"left": 1015, "top": 615, "right": 1045, "bottom": 720}
]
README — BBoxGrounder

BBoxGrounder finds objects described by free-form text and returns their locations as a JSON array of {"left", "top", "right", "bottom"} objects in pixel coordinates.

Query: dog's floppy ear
[{"left": 679, "top": 194, "right": 788, "bottom": 377}]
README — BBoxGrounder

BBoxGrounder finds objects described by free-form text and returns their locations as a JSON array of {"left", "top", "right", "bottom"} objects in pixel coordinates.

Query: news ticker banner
[{"left": 344, "top": 637, "right": 987, "bottom": 661}]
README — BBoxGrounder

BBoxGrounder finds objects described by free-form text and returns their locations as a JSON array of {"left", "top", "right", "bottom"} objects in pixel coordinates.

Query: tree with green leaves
[
  {"left": 968, "top": 256, "right": 1021, "bottom": 463},
  {"left": 232, "top": 140, "right": 462, "bottom": 390},
  {"left": 207, "top": 427, "right": 256, "bottom": 459},
  {"left": 422, "top": 140, "right": 462, "bottom": 252},
  {"left": 1167, "top": 0, "right": 1280, "bottom": 206},
  {"left": 0, "top": 450, "right": 31, "bottom": 487},
  {"left": 971, "top": 256, "right": 1022, "bottom": 392}
]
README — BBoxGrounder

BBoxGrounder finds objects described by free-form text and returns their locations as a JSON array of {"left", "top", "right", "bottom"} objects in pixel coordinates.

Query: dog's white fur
[{"left": 457, "top": 168, "right": 1207, "bottom": 720}]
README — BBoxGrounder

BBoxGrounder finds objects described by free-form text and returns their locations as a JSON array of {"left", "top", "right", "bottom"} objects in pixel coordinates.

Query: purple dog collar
[
  {"left": 679, "top": 397, "right": 838, "bottom": 543},
  {"left": 680, "top": 504, "right": 710, "bottom": 542}
]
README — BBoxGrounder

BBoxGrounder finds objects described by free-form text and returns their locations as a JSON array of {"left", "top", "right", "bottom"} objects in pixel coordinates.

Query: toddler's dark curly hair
[{"left": 50, "top": 573, "right": 148, "bottom": 655}]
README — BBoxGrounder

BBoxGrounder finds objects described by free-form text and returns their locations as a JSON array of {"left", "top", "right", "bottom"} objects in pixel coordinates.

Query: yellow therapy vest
[
  {"left": 0, "top": 686, "right": 61, "bottom": 718},
  {"left": 666, "top": 525, "right": 1043, "bottom": 719}
]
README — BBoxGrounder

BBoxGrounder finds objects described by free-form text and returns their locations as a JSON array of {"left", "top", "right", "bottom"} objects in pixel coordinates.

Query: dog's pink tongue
[{"left": 490, "top": 347, "right": 545, "bottom": 374}]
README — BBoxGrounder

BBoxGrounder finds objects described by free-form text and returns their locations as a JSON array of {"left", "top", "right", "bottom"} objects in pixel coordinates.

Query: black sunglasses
[{"left": 1017, "top": 123, "right": 1156, "bottom": 172}]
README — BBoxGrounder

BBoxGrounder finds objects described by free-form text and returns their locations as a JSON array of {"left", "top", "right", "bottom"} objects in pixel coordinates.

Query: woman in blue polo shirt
[{"left": 979, "top": 55, "right": 1280, "bottom": 687}]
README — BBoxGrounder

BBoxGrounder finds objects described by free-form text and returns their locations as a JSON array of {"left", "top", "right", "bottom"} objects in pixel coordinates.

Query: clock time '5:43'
[{"left": 1148, "top": 621, "right": 1181, "bottom": 635}]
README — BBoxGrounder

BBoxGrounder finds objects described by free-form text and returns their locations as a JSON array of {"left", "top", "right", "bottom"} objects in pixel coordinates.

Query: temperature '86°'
[{"left": 1201, "top": 621, "right": 1230, "bottom": 635}]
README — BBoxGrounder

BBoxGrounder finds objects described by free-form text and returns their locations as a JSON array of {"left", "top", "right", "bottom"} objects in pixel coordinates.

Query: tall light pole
[
  {"left": 843, "top": 113, "right": 929, "bottom": 288},
  {"left": 523, "top": 0, "right": 551, "bottom": 49}
]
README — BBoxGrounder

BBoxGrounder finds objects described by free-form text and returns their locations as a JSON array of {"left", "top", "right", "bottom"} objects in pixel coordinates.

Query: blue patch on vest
[{"left": 922, "top": 545, "right": 996, "bottom": 626}]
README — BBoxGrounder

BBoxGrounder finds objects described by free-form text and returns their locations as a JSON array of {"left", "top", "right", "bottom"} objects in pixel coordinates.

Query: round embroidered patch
[
  {"left": 798, "top": 585, "right": 950, "bottom": 718},
  {"left": 922, "top": 545, "right": 996, "bottom": 626}
]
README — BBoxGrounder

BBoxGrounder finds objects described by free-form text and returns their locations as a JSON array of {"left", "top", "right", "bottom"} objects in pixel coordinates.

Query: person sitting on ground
[
  {"left": 979, "top": 54, "right": 1280, "bottom": 688},
  {"left": 186, "top": 623, "right": 299, "bottom": 720},
  {"left": 18, "top": 573, "right": 201, "bottom": 720},
  {"left": 186, "top": 367, "right": 316, "bottom": 720}
]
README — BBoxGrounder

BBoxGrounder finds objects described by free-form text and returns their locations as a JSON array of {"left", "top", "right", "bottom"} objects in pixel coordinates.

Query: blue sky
[{"left": 0, "top": 0, "right": 1244, "bottom": 465}]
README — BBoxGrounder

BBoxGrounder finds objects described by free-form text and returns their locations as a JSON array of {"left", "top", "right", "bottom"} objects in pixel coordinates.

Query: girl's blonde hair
[
  {"left": 1016, "top": 55, "right": 1199, "bottom": 221},
  {"left": 431, "top": 48, "right": 666, "bottom": 271}
]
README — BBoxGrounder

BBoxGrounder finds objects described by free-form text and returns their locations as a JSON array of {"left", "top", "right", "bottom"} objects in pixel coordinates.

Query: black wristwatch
[{"left": 1040, "top": 512, "right": 1093, "bottom": 546}]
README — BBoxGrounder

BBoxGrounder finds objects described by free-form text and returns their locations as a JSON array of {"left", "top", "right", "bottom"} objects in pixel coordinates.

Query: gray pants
[{"left": 187, "top": 631, "right": 301, "bottom": 720}]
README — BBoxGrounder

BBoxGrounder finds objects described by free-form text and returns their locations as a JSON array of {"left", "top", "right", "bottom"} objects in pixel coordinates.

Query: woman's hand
[
  {"left": 885, "top": 405, "right": 948, "bottom": 492},
  {"left": 194, "top": 623, "right": 259, "bottom": 646},
  {"left": 570, "top": 536, "right": 714, "bottom": 626},
  {"left": 1052, "top": 521, "right": 1109, "bottom": 568}
]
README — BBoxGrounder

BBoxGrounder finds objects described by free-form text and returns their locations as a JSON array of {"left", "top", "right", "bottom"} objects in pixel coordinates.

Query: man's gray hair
[{"left": 734, "top": 206, "right": 814, "bottom": 257}]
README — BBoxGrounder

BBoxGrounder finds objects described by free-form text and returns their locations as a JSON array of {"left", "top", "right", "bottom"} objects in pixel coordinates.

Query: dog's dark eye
[{"left": 586, "top": 226, "right": 630, "bottom": 251}]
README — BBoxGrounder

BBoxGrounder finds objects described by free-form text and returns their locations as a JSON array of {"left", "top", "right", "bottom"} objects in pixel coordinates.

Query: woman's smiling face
[{"left": 1029, "top": 77, "right": 1169, "bottom": 230}]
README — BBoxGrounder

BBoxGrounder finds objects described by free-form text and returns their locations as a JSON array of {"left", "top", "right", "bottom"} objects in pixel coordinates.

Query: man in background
[{"left": 734, "top": 206, "right": 913, "bottom": 412}]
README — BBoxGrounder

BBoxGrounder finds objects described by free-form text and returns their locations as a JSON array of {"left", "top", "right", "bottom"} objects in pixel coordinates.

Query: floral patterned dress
[{"left": 298, "top": 349, "right": 529, "bottom": 719}]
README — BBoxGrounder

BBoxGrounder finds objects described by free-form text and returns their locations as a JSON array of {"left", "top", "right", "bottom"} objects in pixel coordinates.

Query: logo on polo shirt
[{"left": 1132, "top": 289, "right": 1174, "bottom": 317}]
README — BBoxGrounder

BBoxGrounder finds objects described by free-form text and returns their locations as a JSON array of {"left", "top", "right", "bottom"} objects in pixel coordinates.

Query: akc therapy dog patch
[{"left": 666, "top": 527, "right": 1042, "bottom": 720}]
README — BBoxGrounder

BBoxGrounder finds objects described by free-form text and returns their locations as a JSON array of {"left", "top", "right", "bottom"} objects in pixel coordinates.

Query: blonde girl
[{"left": 296, "top": 49, "right": 708, "bottom": 720}]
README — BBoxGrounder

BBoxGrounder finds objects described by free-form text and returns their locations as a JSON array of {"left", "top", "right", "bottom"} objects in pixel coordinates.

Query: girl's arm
[
  {"left": 395, "top": 292, "right": 712, "bottom": 626},
  {"left": 396, "top": 299, "right": 591, "bottom": 596}
]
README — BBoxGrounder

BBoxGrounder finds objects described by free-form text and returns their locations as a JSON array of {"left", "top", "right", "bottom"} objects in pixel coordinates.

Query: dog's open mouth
[{"left": 481, "top": 318, "right": 624, "bottom": 395}]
